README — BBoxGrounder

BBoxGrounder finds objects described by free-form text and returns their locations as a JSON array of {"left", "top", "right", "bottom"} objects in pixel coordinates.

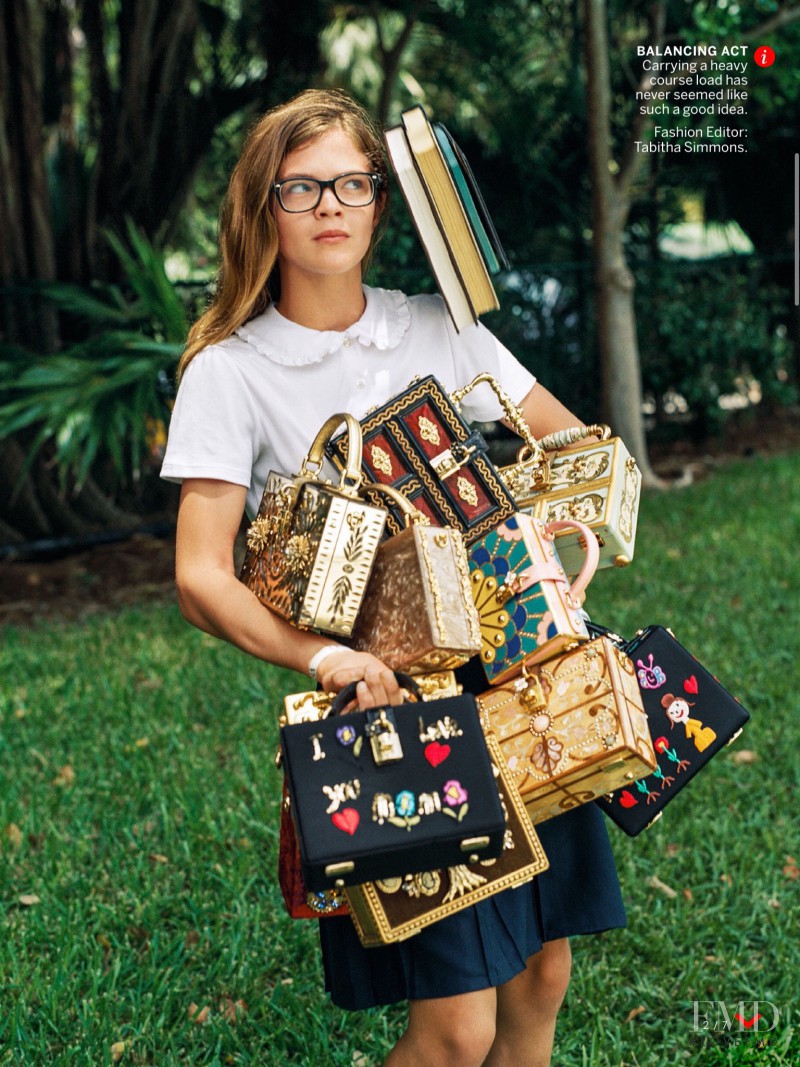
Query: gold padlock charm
[
  {"left": 517, "top": 670, "right": 547, "bottom": 713},
  {"left": 366, "top": 708, "right": 404, "bottom": 765}
]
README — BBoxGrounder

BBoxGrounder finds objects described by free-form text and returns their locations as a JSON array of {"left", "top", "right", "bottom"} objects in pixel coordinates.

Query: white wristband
[{"left": 307, "top": 644, "right": 346, "bottom": 681}]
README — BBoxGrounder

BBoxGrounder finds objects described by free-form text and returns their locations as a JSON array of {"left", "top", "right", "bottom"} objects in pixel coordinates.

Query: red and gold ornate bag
[
  {"left": 325, "top": 374, "right": 542, "bottom": 544},
  {"left": 278, "top": 787, "right": 349, "bottom": 919}
]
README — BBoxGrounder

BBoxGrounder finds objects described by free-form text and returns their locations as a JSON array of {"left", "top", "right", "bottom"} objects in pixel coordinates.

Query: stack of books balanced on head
[{"left": 385, "top": 105, "right": 509, "bottom": 332}]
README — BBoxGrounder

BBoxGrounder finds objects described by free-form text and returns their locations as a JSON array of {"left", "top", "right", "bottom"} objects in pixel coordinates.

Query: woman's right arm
[{"left": 175, "top": 478, "right": 401, "bottom": 705}]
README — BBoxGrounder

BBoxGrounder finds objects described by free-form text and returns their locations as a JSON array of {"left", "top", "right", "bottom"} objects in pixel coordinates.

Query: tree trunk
[
  {"left": 373, "top": 6, "right": 420, "bottom": 129},
  {"left": 582, "top": 0, "right": 662, "bottom": 487},
  {"left": 0, "top": 0, "right": 58, "bottom": 348}
]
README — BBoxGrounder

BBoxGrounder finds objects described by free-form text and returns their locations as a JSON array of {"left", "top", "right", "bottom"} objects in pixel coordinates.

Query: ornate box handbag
[
  {"left": 477, "top": 636, "right": 657, "bottom": 824},
  {"left": 347, "top": 484, "right": 482, "bottom": 674},
  {"left": 239, "top": 413, "right": 387, "bottom": 636},
  {"left": 591, "top": 625, "right": 751, "bottom": 835},
  {"left": 468, "top": 513, "right": 599, "bottom": 685},
  {"left": 344, "top": 732, "right": 550, "bottom": 946},
  {"left": 276, "top": 672, "right": 463, "bottom": 919},
  {"left": 278, "top": 786, "right": 349, "bottom": 919},
  {"left": 280, "top": 676, "right": 506, "bottom": 892},
  {"left": 506, "top": 425, "right": 642, "bottom": 575},
  {"left": 325, "top": 373, "right": 534, "bottom": 544}
]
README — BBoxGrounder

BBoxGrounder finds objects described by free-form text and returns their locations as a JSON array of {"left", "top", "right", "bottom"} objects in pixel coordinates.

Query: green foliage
[
  {"left": 0, "top": 222, "right": 186, "bottom": 490},
  {"left": 637, "top": 258, "right": 795, "bottom": 436},
  {"left": 1, "top": 453, "right": 799, "bottom": 1063}
]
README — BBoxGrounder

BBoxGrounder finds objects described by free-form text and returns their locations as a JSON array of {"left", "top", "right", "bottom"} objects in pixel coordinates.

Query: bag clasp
[{"left": 365, "top": 708, "right": 404, "bottom": 764}]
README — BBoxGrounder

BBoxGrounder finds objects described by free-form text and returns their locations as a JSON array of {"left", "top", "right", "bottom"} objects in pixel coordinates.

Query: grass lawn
[{"left": 1, "top": 452, "right": 798, "bottom": 1065}]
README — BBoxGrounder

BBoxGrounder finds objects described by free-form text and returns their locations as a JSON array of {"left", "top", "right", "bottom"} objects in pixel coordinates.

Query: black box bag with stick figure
[{"left": 590, "top": 625, "right": 751, "bottom": 836}]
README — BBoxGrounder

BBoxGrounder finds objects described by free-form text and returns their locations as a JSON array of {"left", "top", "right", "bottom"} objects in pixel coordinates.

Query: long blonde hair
[{"left": 179, "top": 89, "right": 389, "bottom": 378}]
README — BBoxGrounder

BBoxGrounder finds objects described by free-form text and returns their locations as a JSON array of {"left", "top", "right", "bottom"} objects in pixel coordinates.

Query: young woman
[{"left": 161, "top": 88, "right": 626, "bottom": 1067}]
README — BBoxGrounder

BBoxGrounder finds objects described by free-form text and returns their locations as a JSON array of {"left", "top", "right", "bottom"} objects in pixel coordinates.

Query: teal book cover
[{"left": 433, "top": 123, "right": 509, "bottom": 276}]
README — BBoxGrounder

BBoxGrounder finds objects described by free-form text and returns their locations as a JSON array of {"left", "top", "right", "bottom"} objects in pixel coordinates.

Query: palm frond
[{"left": 0, "top": 226, "right": 186, "bottom": 490}]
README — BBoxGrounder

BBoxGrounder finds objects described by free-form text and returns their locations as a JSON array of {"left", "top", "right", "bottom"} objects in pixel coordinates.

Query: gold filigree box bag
[
  {"left": 508, "top": 425, "right": 642, "bottom": 575},
  {"left": 477, "top": 636, "right": 657, "bottom": 824},
  {"left": 344, "top": 732, "right": 550, "bottom": 946},
  {"left": 347, "top": 484, "right": 482, "bottom": 674},
  {"left": 239, "top": 413, "right": 387, "bottom": 636}
]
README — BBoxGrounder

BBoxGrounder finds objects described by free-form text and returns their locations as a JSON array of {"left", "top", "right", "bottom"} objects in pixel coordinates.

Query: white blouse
[{"left": 161, "top": 285, "right": 536, "bottom": 519}]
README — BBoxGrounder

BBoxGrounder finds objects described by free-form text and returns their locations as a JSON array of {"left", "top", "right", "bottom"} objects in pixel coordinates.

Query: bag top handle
[
  {"left": 364, "top": 482, "right": 431, "bottom": 528},
  {"left": 537, "top": 424, "right": 611, "bottom": 452},
  {"left": 543, "top": 519, "right": 600, "bottom": 603},
  {"left": 300, "top": 412, "right": 363, "bottom": 493},
  {"left": 330, "top": 672, "right": 422, "bottom": 716},
  {"left": 450, "top": 372, "right": 545, "bottom": 462}
]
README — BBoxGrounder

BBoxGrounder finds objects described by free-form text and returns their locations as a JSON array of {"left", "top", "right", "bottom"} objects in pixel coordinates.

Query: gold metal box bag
[
  {"left": 239, "top": 413, "right": 387, "bottom": 636},
  {"left": 477, "top": 636, "right": 657, "bottom": 824},
  {"left": 347, "top": 484, "right": 482, "bottom": 674},
  {"left": 505, "top": 425, "right": 642, "bottom": 575},
  {"left": 344, "top": 733, "right": 550, "bottom": 946}
]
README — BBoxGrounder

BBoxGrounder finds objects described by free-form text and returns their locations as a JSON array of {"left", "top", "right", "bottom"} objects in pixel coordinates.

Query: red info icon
[{"left": 754, "top": 45, "right": 776, "bottom": 67}]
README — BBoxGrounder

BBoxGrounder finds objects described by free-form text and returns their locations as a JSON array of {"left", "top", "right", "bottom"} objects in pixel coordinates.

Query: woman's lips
[{"left": 315, "top": 230, "right": 348, "bottom": 242}]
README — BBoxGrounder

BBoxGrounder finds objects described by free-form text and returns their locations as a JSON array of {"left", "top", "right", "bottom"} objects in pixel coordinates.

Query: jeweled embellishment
[
  {"left": 443, "top": 780, "right": 467, "bottom": 806},
  {"left": 245, "top": 515, "right": 273, "bottom": 553},
  {"left": 331, "top": 807, "right": 359, "bottom": 834},
  {"left": 305, "top": 889, "right": 346, "bottom": 914},
  {"left": 418, "top": 415, "right": 441, "bottom": 445},
  {"left": 370, "top": 444, "right": 393, "bottom": 477},
  {"left": 456, "top": 477, "right": 479, "bottom": 508},
  {"left": 529, "top": 713, "right": 552, "bottom": 735},
  {"left": 443, "top": 864, "right": 488, "bottom": 901},
  {"left": 531, "top": 736, "right": 564, "bottom": 774},
  {"left": 442, "top": 779, "right": 469, "bottom": 822},
  {"left": 336, "top": 723, "right": 358, "bottom": 747},
  {"left": 286, "top": 533, "right": 314, "bottom": 577},
  {"left": 395, "top": 790, "right": 416, "bottom": 818}
]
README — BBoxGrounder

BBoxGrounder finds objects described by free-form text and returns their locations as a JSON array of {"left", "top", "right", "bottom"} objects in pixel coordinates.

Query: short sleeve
[
  {"left": 160, "top": 347, "right": 259, "bottom": 487},
  {"left": 445, "top": 316, "right": 536, "bottom": 423}
]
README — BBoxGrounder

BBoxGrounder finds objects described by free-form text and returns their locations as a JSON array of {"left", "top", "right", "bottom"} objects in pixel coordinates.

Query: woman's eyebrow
[{"left": 277, "top": 170, "right": 363, "bottom": 180}]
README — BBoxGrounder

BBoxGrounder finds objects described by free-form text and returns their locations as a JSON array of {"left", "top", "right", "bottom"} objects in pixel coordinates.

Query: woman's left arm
[{"left": 515, "top": 381, "right": 590, "bottom": 440}]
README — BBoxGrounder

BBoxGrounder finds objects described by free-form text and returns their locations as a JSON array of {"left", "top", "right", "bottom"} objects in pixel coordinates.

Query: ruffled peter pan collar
[{"left": 234, "top": 285, "right": 412, "bottom": 366}]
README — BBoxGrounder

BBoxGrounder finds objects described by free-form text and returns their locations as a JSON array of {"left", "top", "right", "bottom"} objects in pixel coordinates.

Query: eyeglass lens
[{"left": 277, "top": 173, "right": 377, "bottom": 212}]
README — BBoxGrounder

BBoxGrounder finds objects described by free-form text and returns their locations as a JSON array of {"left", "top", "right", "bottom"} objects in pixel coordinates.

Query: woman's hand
[{"left": 315, "top": 648, "right": 402, "bottom": 709}]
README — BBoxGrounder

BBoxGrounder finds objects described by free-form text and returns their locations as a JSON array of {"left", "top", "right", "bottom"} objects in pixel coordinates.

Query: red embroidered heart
[
  {"left": 331, "top": 808, "right": 359, "bottom": 835},
  {"left": 684, "top": 675, "right": 698, "bottom": 695},
  {"left": 424, "top": 741, "right": 451, "bottom": 767},
  {"left": 619, "top": 790, "right": 638, "bottom": 808}
]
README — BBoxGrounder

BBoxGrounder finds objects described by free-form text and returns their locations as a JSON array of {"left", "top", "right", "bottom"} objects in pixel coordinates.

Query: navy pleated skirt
[{"left": 318, "top": 659, "right": 627, "bottom": 1011}]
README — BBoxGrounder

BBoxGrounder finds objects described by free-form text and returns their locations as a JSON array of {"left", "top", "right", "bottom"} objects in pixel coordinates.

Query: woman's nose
[{"left": 316, "top": 186, "right": 343, "bottom": 214}]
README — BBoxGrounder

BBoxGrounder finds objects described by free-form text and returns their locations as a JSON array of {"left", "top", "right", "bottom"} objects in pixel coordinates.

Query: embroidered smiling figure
[{"left": 661, "top": 692, "right": 717, "bottom": 752}]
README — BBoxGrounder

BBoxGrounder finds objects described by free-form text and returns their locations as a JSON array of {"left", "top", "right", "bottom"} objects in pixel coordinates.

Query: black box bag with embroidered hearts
[
  {"left": 280, "top": 675, "right": 506, "bottom": 893},
  {"left": 592, "top": 625, "right": 751, "bottom": 836}
]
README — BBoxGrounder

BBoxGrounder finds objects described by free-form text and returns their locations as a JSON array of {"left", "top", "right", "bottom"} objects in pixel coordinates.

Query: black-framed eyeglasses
[{"left": 272, "top": 172, "right": 383, "bottom": 213}]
